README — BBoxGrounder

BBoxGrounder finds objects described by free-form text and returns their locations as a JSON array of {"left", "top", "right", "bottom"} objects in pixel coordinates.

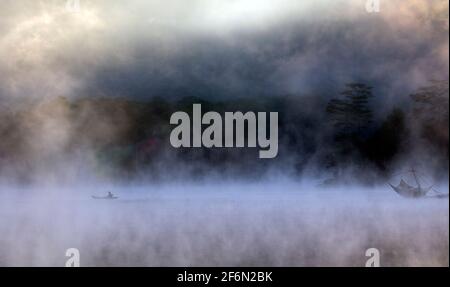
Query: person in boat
[{"left": 107, "top": 191, "right": 114, "bottom": 198}]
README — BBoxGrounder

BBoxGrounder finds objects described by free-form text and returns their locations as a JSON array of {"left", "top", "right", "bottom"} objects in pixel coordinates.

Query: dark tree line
[
  {"left": 0, "top": 81, "right": 448, "bottom": 183},
  {"left": 322, "top": 80, "right": 448, "bottom": 182}
]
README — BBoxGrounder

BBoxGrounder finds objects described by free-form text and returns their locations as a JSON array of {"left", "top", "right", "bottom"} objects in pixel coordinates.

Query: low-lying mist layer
[
  {"left": 0, "top": 0, "right": 448, "bottom": 268},
  {"left": 0, "top": 182, "right": 447, "bottom": 267}
]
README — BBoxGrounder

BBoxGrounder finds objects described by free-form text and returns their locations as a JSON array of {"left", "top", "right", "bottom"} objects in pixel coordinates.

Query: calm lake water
[{"left": 0, "top": 182, "right": 448, "bottom": 266}]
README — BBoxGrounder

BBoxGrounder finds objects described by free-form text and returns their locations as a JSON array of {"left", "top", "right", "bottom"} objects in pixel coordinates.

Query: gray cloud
[{"left": 0, "top": 0, "right": 447, "bottom": 106}]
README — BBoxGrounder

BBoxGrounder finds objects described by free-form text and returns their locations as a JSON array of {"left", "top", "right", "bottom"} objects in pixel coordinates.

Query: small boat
[
  {"left": 389, "top": 179, "right": 431, "bottom": 198},
  {"left": 92, "top": 192, "right": 118, "bottom": 200},
  {"left": 389, "top": 168, "right": 446, "bottom": 198}
]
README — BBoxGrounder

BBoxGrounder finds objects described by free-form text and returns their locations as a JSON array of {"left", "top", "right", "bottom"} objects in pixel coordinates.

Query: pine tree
[{"left": 326, "top": 83, "right": 373, "bottom": 139}]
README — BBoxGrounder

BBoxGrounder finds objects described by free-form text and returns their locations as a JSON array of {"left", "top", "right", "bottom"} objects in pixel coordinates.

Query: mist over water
[
  {"left": 0, "top": 0, "right": 448, "bottom": 267},
  {"left": 0, "top": 181, "right": 447, "bottom": 267}
]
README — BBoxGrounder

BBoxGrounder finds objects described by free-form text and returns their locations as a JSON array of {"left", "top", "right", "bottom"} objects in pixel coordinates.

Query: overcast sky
[{"left": 0, "top": 0, "right": 448, "bottom": 111}]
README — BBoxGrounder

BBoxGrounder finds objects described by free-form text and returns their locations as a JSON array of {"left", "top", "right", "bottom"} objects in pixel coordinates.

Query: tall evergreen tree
[{"left": 326, "top": 83, "right": 373, "bottom": 139}]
